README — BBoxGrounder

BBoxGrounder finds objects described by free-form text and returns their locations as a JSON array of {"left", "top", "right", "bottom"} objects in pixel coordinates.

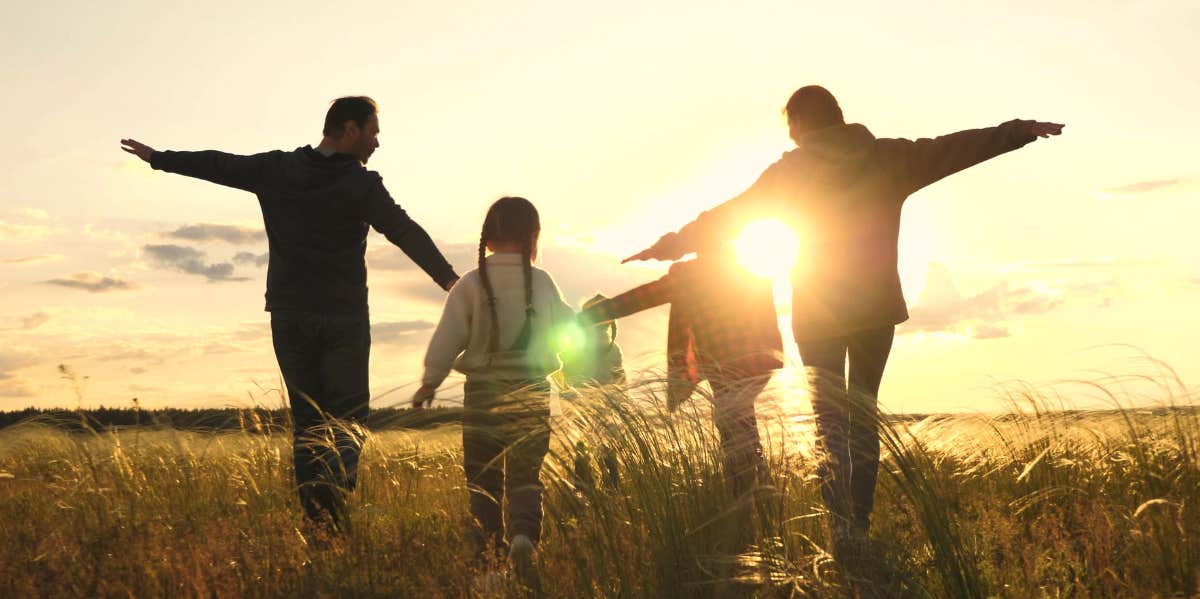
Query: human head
[
  {"left": 477, "top": 196, "right": 542, "bottom": 354},
  {"left": 784, "top": 85, "right": 844, "bottom": 144},
  {"left": 322, "top": 96, "right": 379, "bottom": 163},
  {"left": 480, "top": 196, "right": 541, "bottom": 261}
]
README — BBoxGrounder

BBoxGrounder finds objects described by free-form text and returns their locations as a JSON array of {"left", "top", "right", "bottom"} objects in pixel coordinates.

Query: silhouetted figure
[
  {"left": 625, "top": 85, "right": 1063, "bottom": 546},
  {"left": 120, "top": 97, "right": 459, "bottom": 533},
  {"left": 582, "top": 243, "right": 783, "bottom": 555}
]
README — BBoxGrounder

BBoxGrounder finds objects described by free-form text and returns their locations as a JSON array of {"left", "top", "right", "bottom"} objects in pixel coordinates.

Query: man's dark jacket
[
  {"left": 151, "top": 146, "right": 458, "bottom": 314},
  {"left": 677, "top": 120, "right": 1038, "bottom": 341}
]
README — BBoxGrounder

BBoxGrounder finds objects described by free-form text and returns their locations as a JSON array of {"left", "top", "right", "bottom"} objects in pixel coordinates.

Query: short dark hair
[
  {"left": 323, "top": 96, "right": 378, "bottom": 138},
  {"left": 784, "top": 86, "right": 844, "bottom": 137}
]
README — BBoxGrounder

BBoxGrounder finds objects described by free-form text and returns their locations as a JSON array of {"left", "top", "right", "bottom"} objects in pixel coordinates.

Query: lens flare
[
  {"left": 732, "top": 219, "right": 800, "bottom": 279},
  {"left": 555, "top": 321, "right": 589, "bottom": 354}
]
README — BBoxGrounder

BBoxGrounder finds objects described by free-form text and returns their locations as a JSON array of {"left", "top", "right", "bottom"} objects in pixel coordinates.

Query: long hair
[{"left": 477, "top": 197, "right": 541, "bottom": 354}]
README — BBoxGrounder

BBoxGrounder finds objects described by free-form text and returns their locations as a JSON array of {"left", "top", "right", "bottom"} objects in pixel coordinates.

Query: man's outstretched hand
[
  {"left": 412, "top": 383, "right": 436, "bottom": 410},
  {"left": 621, "top": 232, "right": 687, "bottom": 264},
  {"left": 120, "top": 139, "right": 156, "bottom": 163},
  {"left": 1029, "top": 122, "right": 1065, "bottom": 139}
]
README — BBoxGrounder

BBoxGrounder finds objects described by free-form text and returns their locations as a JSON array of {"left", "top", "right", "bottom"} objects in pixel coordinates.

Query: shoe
[{"left": 509, "top": 534, "right": 541, "bottom": 594}]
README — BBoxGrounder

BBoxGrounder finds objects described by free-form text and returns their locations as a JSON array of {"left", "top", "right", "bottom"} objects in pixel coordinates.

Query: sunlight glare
[{"left": 732, "top": 219, "right": 800, "bottom": 280}]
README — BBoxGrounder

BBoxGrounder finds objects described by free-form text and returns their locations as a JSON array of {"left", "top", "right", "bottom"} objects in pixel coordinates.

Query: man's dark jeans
[
  {"left": 270, "top": 310, "right": 371, "bottom": 529},
  {"left": 797, "top": 326, "right": 895, "bottom": 533}
]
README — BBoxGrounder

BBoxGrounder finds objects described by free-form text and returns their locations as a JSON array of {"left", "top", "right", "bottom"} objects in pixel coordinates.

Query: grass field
[{"left": 0, "top": 371, "right": 1197, "bottom": 598}]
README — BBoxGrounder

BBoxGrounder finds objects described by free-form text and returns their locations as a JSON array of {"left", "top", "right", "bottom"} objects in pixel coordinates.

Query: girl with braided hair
[{"left": 415, "top": 196, "right": 575, "bottom": 572}]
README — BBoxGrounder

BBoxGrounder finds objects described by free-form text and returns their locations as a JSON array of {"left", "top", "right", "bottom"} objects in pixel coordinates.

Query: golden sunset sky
[{"left": 1, "top": 1, "right": 1196, "bottom": 413}]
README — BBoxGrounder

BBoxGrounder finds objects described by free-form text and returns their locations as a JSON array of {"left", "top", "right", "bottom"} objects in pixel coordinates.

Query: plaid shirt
[{"left": 581, "top": 253, "right": 783, "bottom": 405}]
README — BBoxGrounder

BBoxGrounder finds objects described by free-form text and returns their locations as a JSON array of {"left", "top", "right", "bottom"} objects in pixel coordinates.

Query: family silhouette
[{"left": 120, "top": 87, "right": 1063, "bottom": 589}]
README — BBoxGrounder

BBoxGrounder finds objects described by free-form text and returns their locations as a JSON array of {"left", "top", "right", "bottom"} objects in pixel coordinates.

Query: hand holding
[{"left": 120, "top": 138, "right": 157, "bottom": 163}]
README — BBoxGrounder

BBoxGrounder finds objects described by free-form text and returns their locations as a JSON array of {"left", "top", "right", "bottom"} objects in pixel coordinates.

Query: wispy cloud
[
  {"left": 968, "top": 324, "right": 1011, "bottom": 340},
  {"left": 44, "top": 272, "right": 138, "bottom": 293},
  {"left": 0, "top": 375, "right": 34, "bottom": 397},
  {"left": 1104, "top": 178, "right": 1182, "bottom": 194},
  {"left": 903, "top": 263, "right": 1064, "bottom": 337},
  {"left": 166, "top": 223, "right": 264, "bottom": 245},
  {"left": 232, "top": 251, "right": 269, "bottom": 267},
  {"left": 2, "top": 254, "right": 63, "bottom": 265},
  {"left": 0, "top": 349, "right": 38, "bottom": 397},
  {"left": 142, "top": 244, "right": 248, "bottom": 282},
  {"left": 0, "top": 220, "right": 51, "bottom": 241},
  {"left": 19, "top": 312, "right": 49, "bottom": 330},
  {"left": 373, "top": 320, "right": 436, "bottom": 346},
  {"left": 367, "top": 241, "right": 478, "bottom": 272}
]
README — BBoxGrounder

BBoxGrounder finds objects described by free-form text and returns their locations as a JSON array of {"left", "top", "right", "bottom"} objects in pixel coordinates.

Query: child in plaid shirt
[{"left": 579, "top": 242, "right": 783, "bottom": 550}]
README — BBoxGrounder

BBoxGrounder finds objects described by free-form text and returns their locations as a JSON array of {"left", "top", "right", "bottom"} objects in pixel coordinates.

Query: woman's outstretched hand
[
  {"left": 412, "top": 383, "right": 436, "bottom": 409},
  {"left": 622, "top": 232, "right": 686, "bottom": 263},
  {"left": 1028, "top": 122, "right": 1065, "bottom": 139}
]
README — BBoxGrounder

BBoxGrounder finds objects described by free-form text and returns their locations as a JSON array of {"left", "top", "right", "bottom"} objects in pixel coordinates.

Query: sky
[{"left": 1, "top": 1, "right": 1197, "bottom": 414}]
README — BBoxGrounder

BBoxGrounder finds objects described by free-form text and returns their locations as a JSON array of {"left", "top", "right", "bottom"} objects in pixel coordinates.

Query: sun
[{"left": 732, "top": 219, "right": 800, "bottom": 280}]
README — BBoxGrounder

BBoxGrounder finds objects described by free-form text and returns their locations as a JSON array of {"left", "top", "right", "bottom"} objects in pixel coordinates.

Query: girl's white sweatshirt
[{"left": 422, "top": 252, "right": 576, "bottom": 387}]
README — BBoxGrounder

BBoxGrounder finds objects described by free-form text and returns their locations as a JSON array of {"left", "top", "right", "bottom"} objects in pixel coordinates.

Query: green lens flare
[{"left": 555, "top": 321, "right": 588, "bottom": 354}]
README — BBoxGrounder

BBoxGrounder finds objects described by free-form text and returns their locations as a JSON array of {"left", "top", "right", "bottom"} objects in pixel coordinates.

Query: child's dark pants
[
  {"left": 462, "top": 378, "right": 552, "bottom": 554},
  {"left": 707, "top": 373, "right": 771, "bottom": 554}
]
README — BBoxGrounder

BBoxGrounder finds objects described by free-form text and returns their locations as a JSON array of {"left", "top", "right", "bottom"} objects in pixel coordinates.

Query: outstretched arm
[
  {"left": 895, "top": 120, "right": 1064, "bottom": 193},
  {"left": 578, "top": 275, "right": 674, "bottom": 324},
  {"left": 623, "top": 159, "right": 790, "bottom": 263},
  {"left": 365, "top": 178, "right": 460, "bottom": 291},
  {"left": 121, "top": 138, "right": 281, "bottom": 193}
]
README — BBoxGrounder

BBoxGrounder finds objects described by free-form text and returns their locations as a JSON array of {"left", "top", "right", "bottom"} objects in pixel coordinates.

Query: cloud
[
  {"left": 128, "top": 384, "right": 167, "bottom": 393},
  {"left": 373, "top": 320, "right": 436, "bottom": 346},
  {"left": 12, "top": 208, "right": 48, "bottom": 221},
  {"left": 2, "top": 254, "right": 63, "bottom": 265},
  {"left": 367, "top": 241, "right": 479, "bottom": 273},
  {"left": 95, "top": 348, "right": 161, "bottom": 363},
  {"left": 0, "top": 375, "right": 34, "bottom": 397},
  {"left": 142, "top": 244, "right": 248, "bottom": 282},
  {"left": 968, "top": 324, "right": 1011, "bottom": 340},
  {"left": 232, "top": 251, "right": 269, "bottom": 267},
  {"left": 0, "top": 312, "right": 51, "bottom": 331},
  {"left": 1019, "top": 256, "right": 1136, "bottom": 270},
  {"left": 44, "top": 272, "right": 137, "bottom": 293},
  {"left": 1104, "top": 179, "right": 1182, "bottom": 195},
  {"left": 903, "top": 263, "right": 1063, "bottom": 336},
  {"left": 166, "top": 223, "right": 265, "bottom": 244},
  {"left": 20, "top": 312, "right": 50, "bottom": 330},
  {"left": 0, "top": 349, "right": 38, "bottom": 396},
  {"left": 0, "top": 220, "right": 50, "bottom": 241}
]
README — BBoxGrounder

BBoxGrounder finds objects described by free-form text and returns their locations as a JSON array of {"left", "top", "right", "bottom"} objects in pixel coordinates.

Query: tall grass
[{"left": 0, "top": 368, "right": 1196, "bottom": 597}]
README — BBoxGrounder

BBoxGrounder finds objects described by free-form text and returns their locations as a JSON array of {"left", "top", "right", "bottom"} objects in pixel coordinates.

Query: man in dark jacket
[
  {"left": 625, "top": 85, "right": 1063, "bottom": 543},
  {"left": 121, "top": 96, "right": 460, "bottom": 532}
]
